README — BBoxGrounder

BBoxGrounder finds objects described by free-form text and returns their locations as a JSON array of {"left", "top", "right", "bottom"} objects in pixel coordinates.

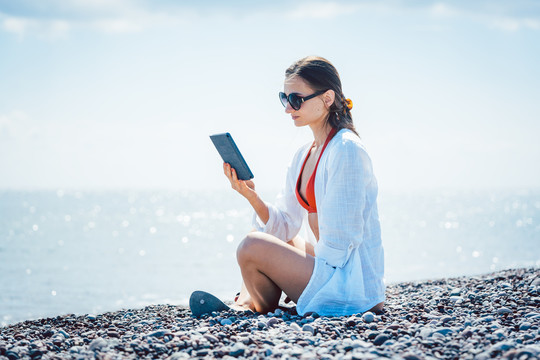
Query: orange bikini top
[{"left": 296, "top": 128, "right": 337, "bottom": 214}]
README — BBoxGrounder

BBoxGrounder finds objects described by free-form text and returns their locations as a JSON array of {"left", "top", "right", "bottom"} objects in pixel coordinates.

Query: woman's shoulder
[{"left": 330, "top": 128, "right": 368, "bottom": 154}]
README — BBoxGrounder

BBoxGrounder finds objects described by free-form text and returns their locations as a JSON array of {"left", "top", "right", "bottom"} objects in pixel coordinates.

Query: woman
[{"left": 224, "top": 56, "right": 385, "bottom": 316}]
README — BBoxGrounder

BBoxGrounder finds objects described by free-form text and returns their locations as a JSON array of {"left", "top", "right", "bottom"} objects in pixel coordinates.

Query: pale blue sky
[{"left": 1, "top": 0, "right": 539, "bottom": 191}]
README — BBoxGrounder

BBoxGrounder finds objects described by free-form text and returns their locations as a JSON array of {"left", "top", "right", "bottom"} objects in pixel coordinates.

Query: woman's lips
[{"left": 292, "top": 115, "right": 300, "bottom": 120}]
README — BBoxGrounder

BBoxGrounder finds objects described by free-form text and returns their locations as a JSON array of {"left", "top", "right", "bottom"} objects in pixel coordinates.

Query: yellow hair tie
[{"left": 345, "top": 98, "right": 353, "bottom": 110}]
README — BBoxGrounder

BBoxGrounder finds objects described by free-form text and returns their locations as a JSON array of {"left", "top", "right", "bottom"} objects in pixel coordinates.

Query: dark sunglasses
[{"left": 279, "top": 89, "right": 327, "bottom": 111}]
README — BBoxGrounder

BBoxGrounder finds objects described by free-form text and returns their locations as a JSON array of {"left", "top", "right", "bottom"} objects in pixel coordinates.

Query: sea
[{"left": 1, "top": 188, "right": 538, "bottom": 326}]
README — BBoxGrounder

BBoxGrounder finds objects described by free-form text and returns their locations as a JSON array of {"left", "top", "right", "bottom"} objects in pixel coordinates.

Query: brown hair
[{"left": 285, "top": 56, "right": 358, "bottom": 136}]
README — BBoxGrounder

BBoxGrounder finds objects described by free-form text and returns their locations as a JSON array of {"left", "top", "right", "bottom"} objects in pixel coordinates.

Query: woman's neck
[{"left": 310, "top": 121, "right": 333, "bottom": 147}]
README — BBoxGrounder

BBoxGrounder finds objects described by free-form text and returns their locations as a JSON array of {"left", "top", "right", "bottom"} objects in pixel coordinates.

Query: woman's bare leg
[
  {"left": 236, "top": 232, "right": 315, "bottom": 314},
  {"left": 235, "top": 235, "right": 313, "bottom": 308}
]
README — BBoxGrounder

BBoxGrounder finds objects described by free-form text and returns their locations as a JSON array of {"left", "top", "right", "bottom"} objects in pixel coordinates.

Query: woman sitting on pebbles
[{"left": 225, "top": 56, "right": 385, "bottom": 316}]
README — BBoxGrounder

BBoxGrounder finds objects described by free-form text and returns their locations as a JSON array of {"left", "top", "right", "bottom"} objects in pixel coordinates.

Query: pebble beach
[{"left": 1, "top": 267, "right": 539, "bottom": 360}]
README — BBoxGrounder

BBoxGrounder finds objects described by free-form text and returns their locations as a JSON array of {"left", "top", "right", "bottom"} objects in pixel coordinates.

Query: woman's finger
[{"left": 223, "top": 163, "right": 232, "bottom": 178}]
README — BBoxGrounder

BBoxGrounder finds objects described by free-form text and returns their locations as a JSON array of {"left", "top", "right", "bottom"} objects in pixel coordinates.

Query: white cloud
[
  {"left": 0, "top": 110, "right": 35, "bottom": 139},
  {"left": 1, "top": 12, "right": 70, "bottom": 39},
  {"left": 429, "top": 3, "right": 459, "bottom": 17},
  {"left": 1, "top": 0, "right": 539, "bottom": 40},
  {"left": 2, "top": 16, "right": 30, "bottom": 35},
  {"left": 92, "top": 18, "right": 141, "bottom": 33},
  {"left": 427, "top": 1, "right": 540, "bottom": 32},
  {"left": 286, "top": 2, "right": 355, "bottom": 19},
  {"left": 489, "top": 16, "right": 540, "bottom": 31}
]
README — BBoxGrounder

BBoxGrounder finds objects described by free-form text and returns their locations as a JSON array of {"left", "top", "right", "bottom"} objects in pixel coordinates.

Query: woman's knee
[{"left": 236, "top": 232, "right": 267, "bottom": 266}]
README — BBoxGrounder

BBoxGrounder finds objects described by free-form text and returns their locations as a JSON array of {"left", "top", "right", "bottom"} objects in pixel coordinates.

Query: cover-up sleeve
[
  {"left": 252, "top": 145, "right": 308, "bottom": 242},
  {"left": 315, "top": 138, "right": 375, "bottom": 268}
]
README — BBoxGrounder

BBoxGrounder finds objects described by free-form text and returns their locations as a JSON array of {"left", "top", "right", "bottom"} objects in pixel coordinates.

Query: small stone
[
  {"left": 28, "top": 349, "right": 43, "bottom": 358},
  {"left": 450, "top": 288, "right": 461, "bottom": 296},
  {"left": 69, "top": 346, "right": 83, "bottom": 354},
  {"left": 362, "top": 312, "right": 375, "bottom": 323},
  {"left": 203, "top": 334, "right": 219, "bottom": 343},
  {"left": 346, "top": 316, "right": 357, "bottom": 326},
  {"left": 257, "top": 321, "right": 267, "bottom": 330},
  {"left": 373, "top": 334, "right": 389, "bottom": 346},
  {"left": 220, "top": 319, "right": 233, "bottom": 326},
  {"left": 403, "top": 354, "right": 422, "bottom": 360},
  {"left": 148, "top": 330, "right": 169, "bottom": 338},
  {"left": 52, "top": 335, "right": 64, "bottom": 345},
  {"left": 168, "top": 352, "right": 190, "bottom": 359},
  {"left": 419, "top": 328, "right": 432, "bottom": 338},
  {"left": 5, "top": 351, "right": 20, "bottom": 360},
  {"left": 302, "top": 324, "right": 315, "bottom": 335},
  {"left": 267, "top": 318, "right": 279, "bottom": 327},
  {"left": 89, "top": 338, "right": 107, "bottom": 352},
  {"left": 480, "top": 315, "right": 494, "bottom": 323},
  {"left": 229, "top": 343, "right": 246, "bottom": 357},
  {"left": 367, "top": 330, "right": 379, "bottom": 339},
  {"left": 290, "top": 322, "right": 301, "bottom": 331},
  {"left": 434, "top": 327, "right": 454, "bottom": 336},
  {"left": 440, "top": 316, "right": 452, "bottom": 324},
  {"left": 274, "top": 309, "right": 283, "bottom": 316},
  {"left": 497, "top": 307, "right": 512, "bottom": 315},
  {"left": 519, "top": 322, "right": 531, "bottom": 331},
  {"left": 490, "top": 341, "right": 515, "bottom": 353},
  {"left": 107, "top": 330, "right": 119, "bottom": 338}
]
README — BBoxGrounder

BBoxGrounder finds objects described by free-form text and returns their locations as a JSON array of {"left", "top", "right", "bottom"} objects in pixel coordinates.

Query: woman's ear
[{"left": 323, "top": 89, "right": 335, "bottom": 109}]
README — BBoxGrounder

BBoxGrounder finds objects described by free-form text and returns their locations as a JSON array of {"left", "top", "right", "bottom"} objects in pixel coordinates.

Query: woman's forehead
[{"left": 284, "top": 76, "right": 313, "bottom": 94}]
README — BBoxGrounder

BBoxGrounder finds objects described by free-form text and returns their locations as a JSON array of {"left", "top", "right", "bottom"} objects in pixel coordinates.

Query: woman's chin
[{"left": 293, "top": 119, "right": 307, "bottom": 127}]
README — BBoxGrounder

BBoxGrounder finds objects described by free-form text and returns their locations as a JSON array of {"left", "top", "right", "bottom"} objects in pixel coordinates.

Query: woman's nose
[{"left": 284, "top": 102, "right": 294, "bottom": 114}]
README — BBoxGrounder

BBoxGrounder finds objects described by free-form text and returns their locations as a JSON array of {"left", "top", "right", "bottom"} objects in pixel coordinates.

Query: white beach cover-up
[{"left": 253, "top": 129, "right": 385, "bottom": 316}]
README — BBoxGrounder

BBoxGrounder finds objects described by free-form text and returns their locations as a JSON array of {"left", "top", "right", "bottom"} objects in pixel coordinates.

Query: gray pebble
[
  {"left": 302, "top": 324, "right": 315, "bottom": 335},
  {"left": 203, "top": 334, "right": 219, "bottom": 343},
  {"left": 497, "top": 307, "right": 512, "bottom": 315},
  {"left": 373, "top": 334, "right": 389, "bottom": 346},
  {"left": 290, "top": 322, "right": 301, "bottom": 331},
  {"left": 229, "top": 343, "right": 246, "bottom": 357},
  {"left": 148, "top": 330, "right": 169, "bottom": 337},
  {"left": 440, "top": 316, "right": 452, "bottom": 324},
  {"left": 257, "top": 321, "right": 267, "bottom": 330},
  {"left": 402, "top": 354, "right": 422, "bottom": 360},
  {"left": 450, "top": 287, "right": 461, "bottom": 296},
  {"left": 220, "top": 318, "right": 233, "bottom": 326},
  {"left": 433, "top": 327, "right": 454, "bottom": 336},
  {"left": 89, "top": 338, "right": 107, "bottom": 352},
  {"left": 362, "top": 312, "right": 375, "bottom": 323},
  {"left": 419, "top": 328, "right": 432, "bottom": 338},
  {"left": 519, "top": 322, "right": 531, "bottom": 331},
  {"left": 489, "top": 341, "right": 515, "bottom": 352},
  {"left": 168, "top": 352, "right": 190, "bottom": 359}
]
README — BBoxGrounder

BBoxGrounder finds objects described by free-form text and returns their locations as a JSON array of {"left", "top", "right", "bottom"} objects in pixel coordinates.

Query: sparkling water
[{"left": 1, "top": 188, "right": 538, "bottom": 326}]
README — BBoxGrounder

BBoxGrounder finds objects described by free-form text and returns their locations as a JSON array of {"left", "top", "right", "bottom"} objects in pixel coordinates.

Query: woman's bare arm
[{"left": 223, "top": 163, "right": 269, "bottom": 224}]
